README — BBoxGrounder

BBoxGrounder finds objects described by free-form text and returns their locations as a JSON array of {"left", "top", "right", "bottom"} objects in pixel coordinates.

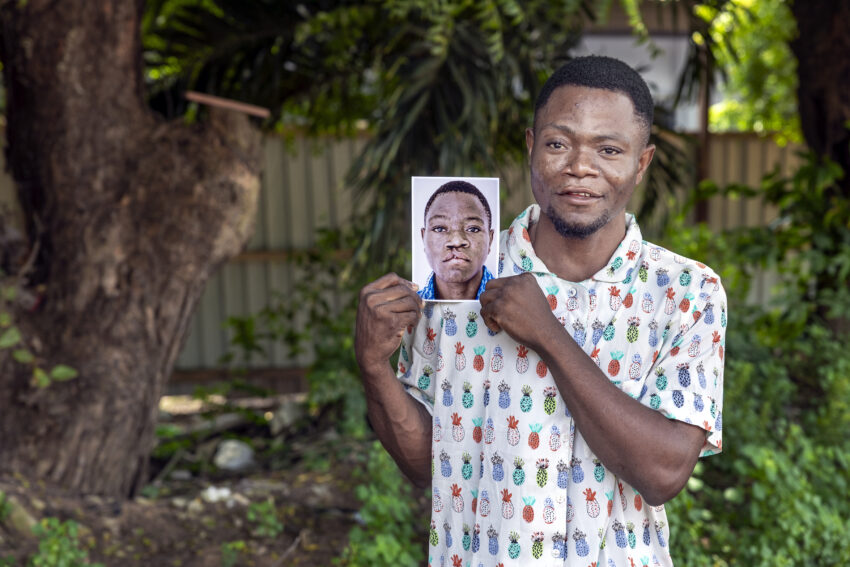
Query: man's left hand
[{"left": 479, "top": 273, "right": 562, "bottom": 350}]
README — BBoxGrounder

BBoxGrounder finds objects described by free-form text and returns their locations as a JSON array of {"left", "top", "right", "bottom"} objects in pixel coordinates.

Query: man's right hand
[
  {"left": 354, "top": 274, "right": 431, "bottom": 487},
  {"left": 355, "top": 273, "right": 424, "bottom": 372}
]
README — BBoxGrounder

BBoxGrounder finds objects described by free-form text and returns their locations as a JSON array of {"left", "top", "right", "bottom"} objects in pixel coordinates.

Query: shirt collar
[
  {"left": 504, "top": 204, "right": 644, "bottom": 284},
  {"left": 418, "top": 265, "right": 494, "bottom": 300}
]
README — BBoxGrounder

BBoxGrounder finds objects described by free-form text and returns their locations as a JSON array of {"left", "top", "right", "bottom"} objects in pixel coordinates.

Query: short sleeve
[
  {"left": 642, "top": 277, "right": 726, "bottom": 457},
  {"left": 396, "top": 318, "right": 439, "bottom": 416}
]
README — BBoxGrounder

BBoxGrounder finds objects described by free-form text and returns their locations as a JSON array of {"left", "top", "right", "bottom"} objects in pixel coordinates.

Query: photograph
[{"left": 411, "top": 176, "right": 500, "bottom": 301}]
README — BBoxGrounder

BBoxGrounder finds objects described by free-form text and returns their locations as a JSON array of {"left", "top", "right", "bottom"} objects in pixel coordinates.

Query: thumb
[{"left": 480, "top": 305, "right": 502, "bottom": 334}]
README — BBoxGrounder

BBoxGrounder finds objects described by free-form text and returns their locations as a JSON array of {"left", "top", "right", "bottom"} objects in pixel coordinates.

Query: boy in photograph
[{"left": 418, "top": 180, "right": 495, "bottom": 301}]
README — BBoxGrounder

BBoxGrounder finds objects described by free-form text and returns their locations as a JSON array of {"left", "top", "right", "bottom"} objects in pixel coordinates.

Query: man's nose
[
  {"left": 446, "top": 229, "right": 469, "bottom": 247},
  {"left": 563, "top": 147, "right": 598, "bottom": 177}
]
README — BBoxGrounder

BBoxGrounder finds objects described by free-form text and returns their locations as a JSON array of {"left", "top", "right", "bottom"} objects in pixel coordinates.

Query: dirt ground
[
  {"left": 0, "top": 470, "right": 354, "bottom": 566},
  {"left": 0, "top": 394, "right": 407, "bottom": 567}
]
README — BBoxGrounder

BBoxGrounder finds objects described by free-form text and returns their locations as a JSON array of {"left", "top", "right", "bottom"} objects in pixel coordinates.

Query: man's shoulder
[{"left": 639, "top": 239, "right": 725, "bottom": 292}]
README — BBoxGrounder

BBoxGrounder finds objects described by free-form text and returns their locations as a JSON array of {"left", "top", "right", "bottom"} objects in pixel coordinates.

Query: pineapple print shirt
[{"left": 397, "top": 204, "right": 726, "bottom": 567}]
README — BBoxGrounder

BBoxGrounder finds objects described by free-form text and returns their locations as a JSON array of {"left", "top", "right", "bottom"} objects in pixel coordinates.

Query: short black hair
[
  {"left": 534, "top": 55, "right": 654, "bottom": 143},
  {"left": 424, "top": 180, "right": 492, "bottom": 229}
]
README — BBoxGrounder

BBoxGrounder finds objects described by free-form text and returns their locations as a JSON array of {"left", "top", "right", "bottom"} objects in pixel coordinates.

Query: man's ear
[
  {"left": 635, "top": 143, "right": 656, "bottom": 185},
  {"left": 525, "top": 127, "right": 535, "bottom": 160},
  {"left": 421, "top": 227, "right": 426, "bottom": 241},
  {"left": 488, "top": 229, "right": 495, "bottom": 252}
]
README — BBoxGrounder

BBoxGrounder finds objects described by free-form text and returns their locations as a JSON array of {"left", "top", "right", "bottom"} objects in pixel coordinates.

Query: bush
[
  {"left": 221, "top": 225, "right": 385, "bottom": 437},
  {"left": 663, "top": 153, "right": 850, "bottom": 566},
  {"left": 337, "top": 442, "right": 424, "bottom": 566},
  {"left": 246, "top": 499, "right": 284, "bottom": 539},
  {"left": 28, "top": 518, "right": 102, "bottom": 567},
  {"left": 220, "top": 223, "right": 424, "bottom": 563}
]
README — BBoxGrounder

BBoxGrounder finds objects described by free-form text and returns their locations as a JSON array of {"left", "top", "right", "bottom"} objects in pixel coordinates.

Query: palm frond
[
  {"left": 145, "top": 0, "right": 699, "bottom": 273},
  {"left": 672, "top": 0, "right": 743, "bottom": 107},
  {"left": 340, "top": 1, "right": 592, "bottom": 270}
]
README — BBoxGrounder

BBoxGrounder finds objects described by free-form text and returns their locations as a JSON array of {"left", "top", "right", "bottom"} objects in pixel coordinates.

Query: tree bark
[
  {"left": 0, "top": 0, "right": 262, "bottom": 497},
  {"left": 790, "top": 0, "right": 850, "bottom": 196},
  {"left": 791, "top": 1, "right": 850, "bottom": 336}
]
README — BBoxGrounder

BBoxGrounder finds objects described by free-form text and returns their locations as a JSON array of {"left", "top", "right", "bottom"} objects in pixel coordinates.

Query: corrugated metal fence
[
  {"left": 706, "top": 133, "right": 801, "bottom": 229},
  {"left": 176, "top": 136, "right": 367, "bottom": 370},
  {"left": 704, "top": 134, "right": 802, "bottom": 305},
  {"left": 177, "top": 132, "right": 802, "bottom": 369}
]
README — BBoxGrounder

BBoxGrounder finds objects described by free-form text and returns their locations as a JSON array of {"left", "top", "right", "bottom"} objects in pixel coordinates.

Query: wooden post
[{"left": 695, "top": 45, "right": 711, "bottom": 224}]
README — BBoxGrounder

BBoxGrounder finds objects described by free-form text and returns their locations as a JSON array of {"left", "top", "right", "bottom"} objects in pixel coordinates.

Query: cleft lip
[{"left": 443, "top": 252, "right": 470, "bottom": 262}]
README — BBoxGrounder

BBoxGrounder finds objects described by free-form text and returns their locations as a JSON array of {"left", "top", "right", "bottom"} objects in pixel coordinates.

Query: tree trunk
[
  {"left": 0, "top": 0, "right": 262, "bottom": 497},
  {"left": 790, "top": 0, "right": 850, "bottom": 196},
  {"left": 791, "top": 1, "right": 850, "bottom": 336}
]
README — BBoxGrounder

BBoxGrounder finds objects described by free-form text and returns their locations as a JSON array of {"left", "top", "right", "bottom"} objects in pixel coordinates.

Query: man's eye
[
  {"left": 431, "top": 226, "right": 447, "bottom": 232},
  {"left": 467, "top": 226, "right": 481, "bottom": 233},
  {"left": 601, "top": 147, "right": 621, "bottom": 156},
  {"left": 546, "top": 141, "right": 565, "bottom": 150}
]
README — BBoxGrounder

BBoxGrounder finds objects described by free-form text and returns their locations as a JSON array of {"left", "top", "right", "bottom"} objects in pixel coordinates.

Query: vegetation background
[{"left": 0, "top": 0, "right": 848, "bottom": 565}]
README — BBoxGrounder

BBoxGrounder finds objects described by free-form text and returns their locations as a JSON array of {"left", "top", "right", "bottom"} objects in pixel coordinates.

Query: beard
[{"left": 545, "top": 205, "right": 611, "bottom": 240}]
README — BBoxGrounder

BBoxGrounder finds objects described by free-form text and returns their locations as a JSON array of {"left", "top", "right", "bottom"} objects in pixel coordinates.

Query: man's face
[
  {"left": 526, "top": 85, "right": 655, "bottom": 240},
  {"left": 421, "top": 192, "right": 493, "bottom": 285}
]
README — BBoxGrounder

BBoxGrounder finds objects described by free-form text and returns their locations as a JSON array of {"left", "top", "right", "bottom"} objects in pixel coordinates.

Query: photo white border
[{"left": 411, "top": 176, "right": 500, "bottom": 302}]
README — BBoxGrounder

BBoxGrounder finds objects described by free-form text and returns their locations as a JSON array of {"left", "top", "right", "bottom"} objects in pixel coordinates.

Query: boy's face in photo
[{"left": 421, "top": 191, "right": 493, "bottom": 287}]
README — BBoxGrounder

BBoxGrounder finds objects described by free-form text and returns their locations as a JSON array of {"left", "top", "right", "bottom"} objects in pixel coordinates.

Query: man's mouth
[
  {"left": 444, "top": 253, "right": 469, "bottom": 262},
  {"left": 558, "top": 188, "right": 600, "bottom": 198},
  {"left": 556, "top": 188, "right": 602, "bottom": 203}
]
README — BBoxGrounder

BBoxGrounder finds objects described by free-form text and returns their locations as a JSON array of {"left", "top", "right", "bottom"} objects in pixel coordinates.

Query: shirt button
[
  {"left": 556, "top": 494, "right": 565, "bottom": 504},
  {"left": 568, "top": 287, "right": 577, "bottom": 297},
  {"left": 552, "top": 549, "right": 560, "bottom": 557}
]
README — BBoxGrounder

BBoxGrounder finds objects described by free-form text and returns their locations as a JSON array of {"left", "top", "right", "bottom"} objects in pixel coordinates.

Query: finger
[
  {"left": 365, "top": 283, "right": 421, "bottom": 309},
  {"left": 395, "top": 310, "right": 422, "bottom": 331},
  {"left": 363, "top": 272, "right": 419, "bottom": 294},
  {"left": 479, "top": 288, "right": 490, "bottom": 307},
  {"left": 382, "top": 293, "right": 424, "bottom": 314},
  {"left": 378, "top": 309, "right": 420, "bottom": 337},
  {"left": 479, "top": 302, "right": 502, "bottom": 334},
  {"left": 373, "top": 301, "right": 422, "bottom": 331},
  {"left": 518, "top": 272, "right": 539, "bottom": 287},
  {"left": 479, "top": 284, "right": 501, "bottom": 308},
  {"left": 481, "top": 276, "right": 506, "bottom": 292},
  {"left": 481, "top": 313, "right": 502, "bottom": 334}
]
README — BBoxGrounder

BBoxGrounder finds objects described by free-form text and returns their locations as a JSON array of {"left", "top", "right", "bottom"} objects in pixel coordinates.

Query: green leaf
[
  {"left": 13, "top": 349, "right": 34, "bottom": 363},
  {"left": 1, "top": 286, "right": 15, "bottom": 302},
  {"left": 32, "top": 367, "right": 50, "bottom": 388},
  {"left": 0, "top": 327, "right": 21, "bottom": 348},
  {"left": 0, "top": 312, "right": 10, "bottom": 327},
  {"left": 50, "top": 365, "right": 79, "bottom": 381}
]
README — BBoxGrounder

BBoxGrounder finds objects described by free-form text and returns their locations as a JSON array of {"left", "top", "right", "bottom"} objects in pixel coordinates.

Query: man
[
  {"left": 355, "top": 55, "right": 726, "bottom": 566},
  {"left": 419, "top": 180, "right": 496, "bottom": 300}
]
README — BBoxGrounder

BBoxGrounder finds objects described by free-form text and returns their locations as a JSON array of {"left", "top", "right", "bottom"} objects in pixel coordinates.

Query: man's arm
[
  {"left": 480, "top": 273, "right": 705, "bottom": 506},
  {"left": 355, "top": 273, "right": 433, "bottom": 487}
]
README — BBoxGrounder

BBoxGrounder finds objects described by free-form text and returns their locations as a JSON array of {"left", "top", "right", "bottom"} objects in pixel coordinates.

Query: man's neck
[
  {"left": 435, "top": 269, "right": 483, "bottom": 300},
  {"left": 529, "top": 213, "right": 627, "bottom": 283}
]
